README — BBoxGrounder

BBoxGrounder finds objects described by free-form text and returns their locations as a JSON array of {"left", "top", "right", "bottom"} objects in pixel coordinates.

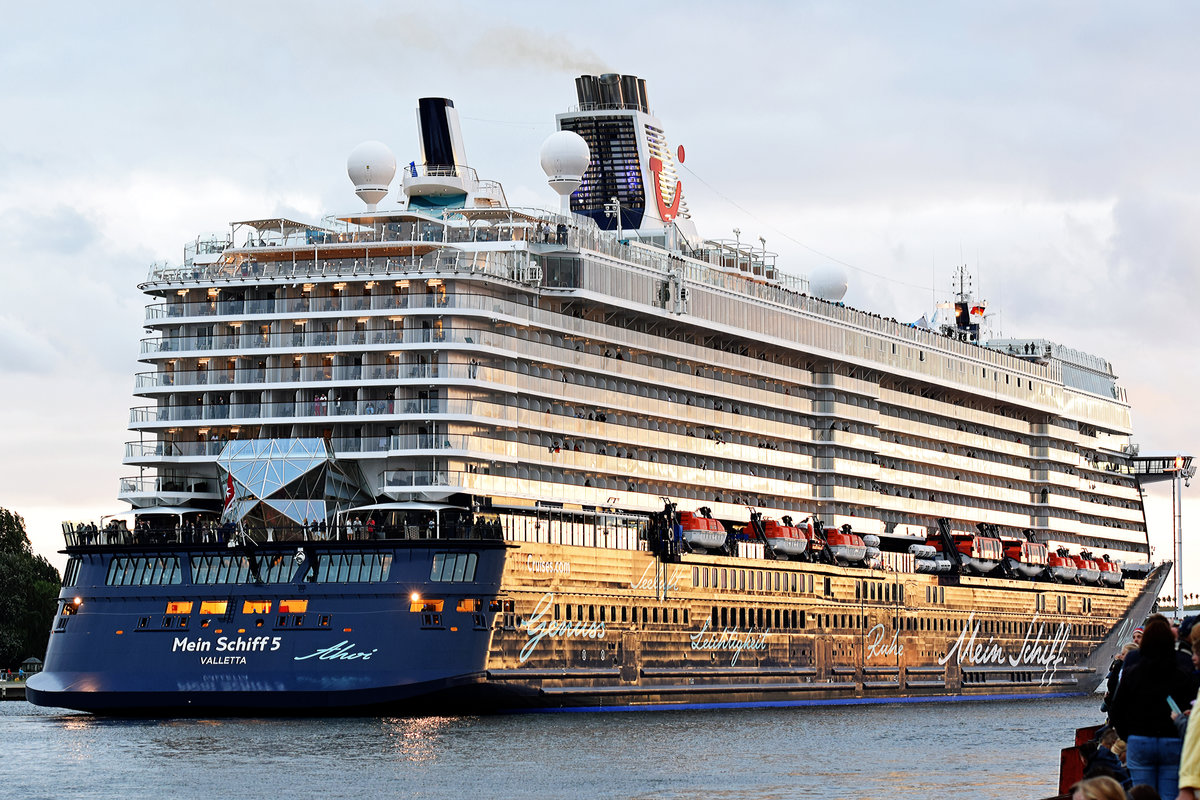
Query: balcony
[
  {"left": 118, "top": 476, "right": 221, "bottom": 505},
  {"left": 143, "top": 248, "right": 543, "bottom": 303}
]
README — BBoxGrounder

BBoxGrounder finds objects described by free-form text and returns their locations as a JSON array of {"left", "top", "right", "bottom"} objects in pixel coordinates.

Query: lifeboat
[
  {"left": 1047, "top": 549, "right": 1078, "bottom": 582},
  {"left": 762, "top": 518, "right": 810, "bottom": 559},
  {"left": 679, "top": 511, "right": 727, "bottom": 551},
  {"left": 1001, "top": 538, "right": 1048, "bottom": 579},
  {"left": 825, "top": 524, "right": 867, "bottom": 564},
  {"left": 927, "top": 531, "right": 1001, "bottom": 575},
  {"left": 908, "top": 542, "right": 948, "bottom": 573},
  {"left": 1122, "top": 561, "right": 1153, "bottom": 578},
  {"left": 1097, "top": 555, "right": 1123, "bottom": 587},
  {"left": 1073, "top": 552, "right": 1102, "bottom": 584}
]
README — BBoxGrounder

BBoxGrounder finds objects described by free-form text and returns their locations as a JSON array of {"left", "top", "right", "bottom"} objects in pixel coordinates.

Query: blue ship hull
[{"left": 29, "top": 539, "right": 511, "bottom": 714}]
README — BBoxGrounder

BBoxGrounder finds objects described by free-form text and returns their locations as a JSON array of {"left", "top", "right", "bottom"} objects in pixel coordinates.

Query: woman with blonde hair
[{"left": 1069, "top": 775, "right": 1125, "bottom": 800}]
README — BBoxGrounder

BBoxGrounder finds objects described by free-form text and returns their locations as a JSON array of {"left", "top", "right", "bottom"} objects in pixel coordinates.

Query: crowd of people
[{"left": 1070, "top": 613, "right": 1200, "bottom": 799}]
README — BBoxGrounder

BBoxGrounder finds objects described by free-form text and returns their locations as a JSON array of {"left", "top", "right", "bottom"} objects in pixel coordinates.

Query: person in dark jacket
[
  {"left": 1084, "top": 727, "right": 1132, "bottom": 790},
  {"left": 1109, "top": 617, "right": 1199, "bottom": 799}
]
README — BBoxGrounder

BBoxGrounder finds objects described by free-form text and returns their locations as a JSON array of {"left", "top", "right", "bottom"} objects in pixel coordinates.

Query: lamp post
[
  {"left": 1172, "top": 455, "right": 1195, "bottom": 619},
  {"left": 733, "top": 228, "right": 741, "bottom": 271}
]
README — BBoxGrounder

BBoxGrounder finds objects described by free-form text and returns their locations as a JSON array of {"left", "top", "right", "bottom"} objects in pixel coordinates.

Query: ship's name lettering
[
  {"left": 939, "top": 612, "right": 1071, "bottom": 683},
  {"left": 293, "top": 640, "right": 378, "bottom": 661},
  {"left": 520, "top": 593, "right": 605, "bottom": 663},
  {"left": 865, "top": 624, "right": 903, "bottom": 658},
  {"left": 629, "top": 562, "right": 682, "bottom": 591},
  {"left": 173, "top": 635, "right": 281, "bottom": 654},
  {"left": 689, "top": 620, "right": 769, "bottom": 666},
  {"left": 526, "top": 555, "right": 571, "bottom": 575}
]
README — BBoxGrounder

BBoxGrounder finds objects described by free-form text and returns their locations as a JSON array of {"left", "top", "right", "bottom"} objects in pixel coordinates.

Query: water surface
[{"left": 3, "top": 695, "right": 1098, "bottom": 799}]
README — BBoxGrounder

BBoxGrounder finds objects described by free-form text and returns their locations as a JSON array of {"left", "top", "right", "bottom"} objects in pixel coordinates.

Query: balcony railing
[
  {"left": 144, "top": 248, "right": 542, "bottom": 298},
  {"left": 60, "top": 519, "right": 504, "bottom": 548},
  {"left": 123, "top": 432, "right": 474, "bottom": 460},
  {"left": 139, "top": 320, "right": 472, "bottom": 355},
  {"left": 119, "top": 476, "right": 217, "bottom": 495}
]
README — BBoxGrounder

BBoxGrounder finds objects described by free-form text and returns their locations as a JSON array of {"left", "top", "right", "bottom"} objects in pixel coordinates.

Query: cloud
[{"left": 0, "top": 315, "right": 62, "bottom": 373}]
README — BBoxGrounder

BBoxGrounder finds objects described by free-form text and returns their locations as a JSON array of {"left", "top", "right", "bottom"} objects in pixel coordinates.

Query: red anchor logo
[{"left": 648, "top": 145, "right": 685, "bottom": 223}]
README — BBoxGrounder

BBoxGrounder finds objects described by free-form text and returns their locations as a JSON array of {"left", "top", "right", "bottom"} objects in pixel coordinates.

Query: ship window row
[
  {"left": 315, "top": 552, "right": 393, "bottom": 583},
  {"left": 552, "top": 602, "right": 691, "bottom": 627},
  {"left": 692, "top": 566, "right": 819, "bottom": 596},
  {"left": 712, "top": 606, "right": 801, "bottom": 631},
  {"left": 429, "top": 552, "right": 477, "bottom": 582},
  {"left": 855, "top": 580, "right": 905, "bottom": 604},
  {"left": 500, "top": 512, "right": 647, "bottom": 550},
  {"left": 106, "top": 556, "right": 183, "bottom": 586},
  {"left": 191, "top": 554, "right": 297, "bottom": 584}
]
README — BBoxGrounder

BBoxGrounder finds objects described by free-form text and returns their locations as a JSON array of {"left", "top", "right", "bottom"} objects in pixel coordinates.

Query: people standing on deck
[{"left": 1109, "top": 617, "right": 1198, "bottom": 799}]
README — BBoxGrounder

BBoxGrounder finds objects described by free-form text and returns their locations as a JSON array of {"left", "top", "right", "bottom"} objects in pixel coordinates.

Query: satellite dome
[
  {"left": 347, "top": 140, "right": 397, "bottom": 210},
  {"left": 540, "top": 130, "right": 590, "bottom": 212},
  {"left": 539, "top": 130, "right": 590, "bottom": 181},
  {"left": 809, "top": 264, "right": 848, "bottom": 302}
]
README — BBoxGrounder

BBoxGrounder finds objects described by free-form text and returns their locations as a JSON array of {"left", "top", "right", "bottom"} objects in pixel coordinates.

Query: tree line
[{"left": 0, "top": 509, "right": 60, "bottom": 669}]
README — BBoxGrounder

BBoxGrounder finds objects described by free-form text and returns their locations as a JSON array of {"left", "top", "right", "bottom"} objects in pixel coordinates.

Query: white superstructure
[{"left": 122, "top": 74, "right": 1156, "bottom": 564}]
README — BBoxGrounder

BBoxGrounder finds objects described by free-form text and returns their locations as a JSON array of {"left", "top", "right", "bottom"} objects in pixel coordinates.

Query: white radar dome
[
  {"left": 540, "top": 130, "right": 590, "bottom": 211},
  {"left": 809, "top": 264, "right": 849, "bottom": 302},
  {"left": 347, "top": 140, "right": 397, "bottom": 210}
]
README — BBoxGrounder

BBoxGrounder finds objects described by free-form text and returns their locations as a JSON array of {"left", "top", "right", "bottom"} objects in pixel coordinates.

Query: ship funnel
[
  {"left": 575, "top": 73, "right": 648, "bottom": 112},
  {"left": 417, "top": 97, "right": 468, "bottom": 169},
  {"left": 598, "top": 73, "right": 622, "bottom": 107}
]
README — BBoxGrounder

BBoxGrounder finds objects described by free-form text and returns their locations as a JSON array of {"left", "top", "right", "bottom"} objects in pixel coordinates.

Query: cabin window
[
  {"left": 791, "top": 574, "right": 797, "bottom": 592},
  {"left": 721, "top": 569, "right": 728, "bottom": 589},
  {"left": 673, "top": 609, "right": 679, "bottom": 624},
  {"left": 428, "top": 552, "right": 475, "bottom": 583},
  {"left": 721, "top": 608, "right": 728, "bottom": 627},
  {"left": 108, "top": 556, "right": 182, "bottom": 586},
  {"left": 652, "top": 608, "right": 658, "bottom": 623},
  {"left": 599, "top": 606, "right": 606, "bottom": 622},
  {"left": 693, "top": 566, "right": 699, "bottom": 587},
  {"left": 683, "top": 609, "right": 689, "bottom": 624},
  {"left": 62, "top": 558, "right": 81, "bottom": 587},
  {"left": 589, "top": 605, "right": 595, "bottom": 622},
  {"left": 796, "top": 610, "right": 802, "bottom": 629},
  {"left": 622, "top": 606, "right": 628, "bottom": 622}
]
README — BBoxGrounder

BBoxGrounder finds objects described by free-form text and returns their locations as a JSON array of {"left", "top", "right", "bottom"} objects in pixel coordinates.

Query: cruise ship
[{"left": 29, "top": 74, "right": 1187, "bottom": 715}]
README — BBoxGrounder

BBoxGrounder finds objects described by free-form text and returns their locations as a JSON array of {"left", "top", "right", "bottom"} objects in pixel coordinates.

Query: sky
[{"left": 1, "top": 1, "right": 1197, "bottom": 595}]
